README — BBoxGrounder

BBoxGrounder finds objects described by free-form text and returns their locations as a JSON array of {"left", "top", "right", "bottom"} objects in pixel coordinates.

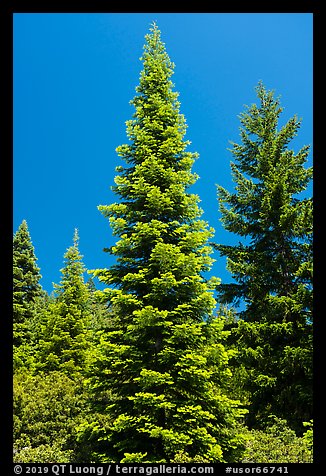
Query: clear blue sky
[{"left": 13, "top": 13, "right": 313, "bottom": 295}]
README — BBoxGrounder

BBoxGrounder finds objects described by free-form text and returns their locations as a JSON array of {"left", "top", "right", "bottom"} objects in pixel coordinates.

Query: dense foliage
[
  {"left": 77, "top": 23, "right": 246, "bottom": 464},
  {"left": 13, "top": 24, "right": 313, "bottom": 464},
  {"left": 214, "top": 83, "right": 313, "bottom": 432},
  {"left": 13, "top": 220, "right": 44, "bottom": 369},
  {"left": 36, "top": 229, "right": 93, "bottom": 376}
]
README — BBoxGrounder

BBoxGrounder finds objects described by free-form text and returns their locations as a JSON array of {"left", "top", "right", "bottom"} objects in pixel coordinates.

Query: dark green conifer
[
  {"left": 215, "top": 83, "right": 313, "bottom": 432},
  {"left": 13, "top": 220, "right": 43, "bottom": 367}
]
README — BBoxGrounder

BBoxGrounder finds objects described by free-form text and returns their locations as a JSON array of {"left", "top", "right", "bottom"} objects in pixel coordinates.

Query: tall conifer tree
[
  {"left": 215, "top": 83, "right": 313, "bottom": 432},
  {"left": 37, "top": 229, "right": 92, "bottom": 375},
  {"left": 80, "top": 24, "right": 245, "bottom": 463},
  {"left": 13, "top": 220, "right": 43, "bottom": 366}
]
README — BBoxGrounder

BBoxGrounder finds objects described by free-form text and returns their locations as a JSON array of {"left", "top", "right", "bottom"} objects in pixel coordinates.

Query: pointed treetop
[
  {"left": 150, "top": 20, "right": 159, "bottom": 32},
  {"left": 73, "top": 228, "right": 80, "bottom": 248},
  {"left": 13, "top": 218, "right": 43, "bottom": 311},
  {"left": 148, "top": 21, "right": 161, "bottom": 41},
  {"left": 14, "top": 219, "right": 29, "bottom": 236},
  {"left": 142, "top": 21, "right": 169, "bottom": 59},
  {"left": 13, "top": 219, "right": 38, "bottom": 262}
]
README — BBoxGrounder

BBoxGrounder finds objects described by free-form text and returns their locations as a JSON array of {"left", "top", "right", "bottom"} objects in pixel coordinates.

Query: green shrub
[
  {"left": 13, "top": 370, "right": 87, "bottom": 461},
  {"left": 241, "top": 417, "right": 313, "bottom": 463},
  {"left": 13, "top": 442, "right": 73, "bottom": 463}
]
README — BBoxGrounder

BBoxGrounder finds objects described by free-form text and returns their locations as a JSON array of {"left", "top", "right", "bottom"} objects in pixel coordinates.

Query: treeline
[{"left": 13, "top": 24, "right": 313, "bottom": 463}]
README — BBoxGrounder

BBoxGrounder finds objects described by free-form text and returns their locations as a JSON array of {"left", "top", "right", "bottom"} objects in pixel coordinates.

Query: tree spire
[
  {"left": 13, "top": 219, "right": 43, "bottom": 348},
  {"left": 215, "top": 82, "right": 313, "bottom": 432},
  {"left": 79, "top": 24, "right": 245, "bottom": 463}
]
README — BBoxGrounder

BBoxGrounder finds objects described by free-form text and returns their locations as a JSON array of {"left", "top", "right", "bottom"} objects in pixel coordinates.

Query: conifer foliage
[
  {"left": 13, "top": 220, "right": 43, "bottom": 366},
  {"left": 12, "top": 25, "right": 313, "bottom": 465},
  {"left": 215, "top": 83, "right": 313, "bottom": 432},
  {"left": 81, "top": 23, "right": 245, "bottom": 463},
  {"left": 37, "top": 229, "right": 92, "bottom": 375}
]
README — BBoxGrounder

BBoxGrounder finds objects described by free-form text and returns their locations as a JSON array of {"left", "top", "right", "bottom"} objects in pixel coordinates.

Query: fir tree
[
  {"left": 79, "top": 23, "right": 246, "bottom": 463},
  {"left": 215, "top": 82, "right": 313, "bottom": 432},
  {"left": 13, "top": 220, "right": 43, "bottom": 367},
  {"left": 37, "top": 229, "right": 92, "bottom": 375}
]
